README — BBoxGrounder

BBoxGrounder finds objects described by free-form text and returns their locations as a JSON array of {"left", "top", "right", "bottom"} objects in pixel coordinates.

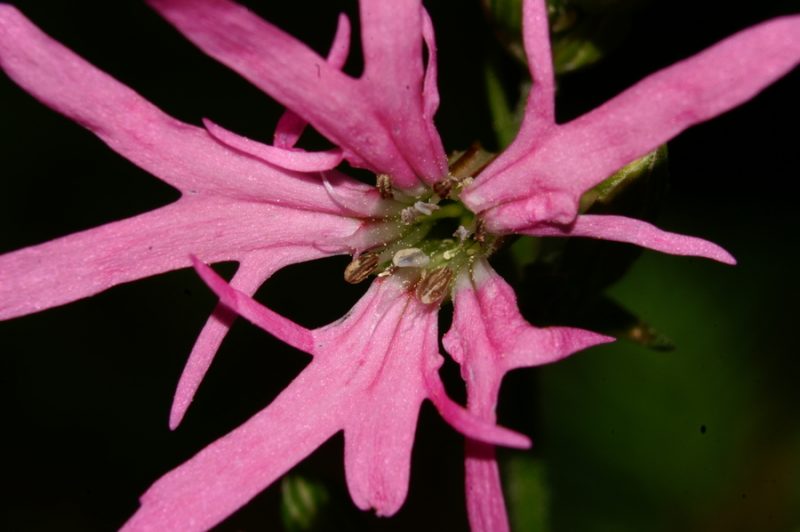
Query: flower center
[{"left": 344, "top": 146, "right": 500, "bottom": 305}]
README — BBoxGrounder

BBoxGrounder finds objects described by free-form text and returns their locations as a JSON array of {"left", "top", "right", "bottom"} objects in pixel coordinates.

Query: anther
[
  {"left": 415, "top": 201, "right": 439, "bottom": 215},
  {"left": 377, "top": 265, "right": 398, "bottom": 278},
  {"left": 392, "top": 248, "right": 431, "bottom": 268},
  {"left": 415, "top": 267, "right": 454, "bottom": 305},
  {"left": 377, "top": 174, "right": 393, "bottom": 199},
  {"left": 474, "top": 218, "right": 486, "bottom": 243},
  {"left": 433, "top": 178, "right": 455, "bottom": 198},
  {"left": 344, "top": 252, "right": 380, "bottom": 284},
  {"left": 453, "top": 225, "right": 471, "bottom": 242},
  {"left": 400, "top": 207, "right": 417, "bottom": 224}
]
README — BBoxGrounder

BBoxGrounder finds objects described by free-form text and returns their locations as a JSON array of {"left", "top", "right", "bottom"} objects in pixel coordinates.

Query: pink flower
[{"left": 1, "top": 1, "right": 798, "bottom": 531}]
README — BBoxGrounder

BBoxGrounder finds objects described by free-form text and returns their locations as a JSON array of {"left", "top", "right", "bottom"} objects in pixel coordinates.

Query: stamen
[
  {"left": 415, "top": 267, "right": 454, "bottom": 305},
  {"left": 377, "top": 265, "right": 398, "bottom": 278},
  {"left": 392, "top": 248, "right": 431, "bottom": 268},
  {"left": 413, "top": 201, "right": 439, "bottom": 216},
  {"left": 344, "top": 252, "right": 380, "bottom": 284},
  {"left": 400, "top": 206, "right": 418, "bottom": 224},
  {"left": 453, "top": 225, "right": 471, "bottom": 242},
  {"left": 474, "top": 218, "right": 486, "bottom": 243},
  {"left": 377, "top": 174, "right": 393, "bottom": 199},
  {"left": 433, "top": 177, "right": 455, "bottom": 198}
]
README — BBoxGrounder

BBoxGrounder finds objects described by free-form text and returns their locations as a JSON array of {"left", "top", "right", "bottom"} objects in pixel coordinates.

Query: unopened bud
[
  {"left": 415, "top": 267, "right": 454, "bottom": 305},
  {"left": 344, "top": 253, "right": 380, "bottom": 284}
]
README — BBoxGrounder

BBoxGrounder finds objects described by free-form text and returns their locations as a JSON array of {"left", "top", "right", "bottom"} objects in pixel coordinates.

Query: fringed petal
[
  {"left": 444, "top": 259, "right": 611, "bottom": 532},
  {"left": 122, "top": 360, "right": 347, "bottom": 532},
  {"left": 0, "top": 7, "right": 313, "bottom": 202},
  {"left": 204, "top": 118, "right": 344, "bottom": 172},
  {"left": 147, "top": 0, "right": 440, "bottom": 189},
  {"left": 274, "top": 13, "right": 352, "bottom": 148},
  {"left": 191, "top": 257, "right": 314, "bottom": 353},
  {"left": 521, "top": 214, "right": 736, "bottom": 264},
  {"left": 358, "top": 0, "right": 447, "bottom": 184},
  {"left": 0, "top": 197, "right": 362, "bottom": 320},
  {"left": 464, "top": 15, "right": 800, "bottom": 224},
  {"left": 169, "top": 249, "right": 324, "bottom": 430},
  {"left": 465, "top": 443, "right": 510, "bottom": 532}
]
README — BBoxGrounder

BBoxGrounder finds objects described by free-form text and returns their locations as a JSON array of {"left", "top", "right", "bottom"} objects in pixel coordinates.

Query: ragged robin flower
[{"left": 0, "top": 0, "right": 798, "bottom": 530}]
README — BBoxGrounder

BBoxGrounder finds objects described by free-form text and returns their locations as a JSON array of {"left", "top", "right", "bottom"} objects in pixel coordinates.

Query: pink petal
[
  {"left": 0, "top": 198, "right": 362, "bottom": 320},
  {"left": 191, "top": 257, "right": 314, "bottom": 353},
  {"left": 425, "top": 369, "right": 531, "bottom": 450},
  {"left": 148, "top": 0, "right": 442, "bottom": 188},
  {"left": 444, "top": 260, "right": 613, "bottom": 374},
  {"left": 126, "top": 280, "right": 394, "bottom": 530},
  {"left": 520, "top": 0, "right": 556, "bottom": 125},
  {"left": 273, "top": 13, "right": 351, "bottom": 149},
  {"left": 465, "top": 443, "right": 510, "bottom": 532},
  {"left": 319, "top": 172, "right": 398, "bottom": 219},
  {"left": 0, "top": 5, "right": 380, "bottom": 213},
  {"left": 170, "top": 249, "right": 324, "bottom": 430},
  {"left": 443, "top": 260, "right": 612, "bottom": 532},
  {"left": 479, "top": 0, "right": 558, "bottom": 184},
  {"left": 122, "top": 358, "right": 348, "bottom": 532},
  {"left": 521, "top": 214, "right": 737, "bottom": 264},
  {"left": 464, "top": 15, "right": 800, "bottom": 222},
  {"left": 203, "top": 118, "right": 344, "bottom": 172},
  {"left": 359, "top": 0, "right": 448, "bottom": 185},
  {"left": 338, "top": 288, "right": 435, "bottom": 515},
  {"left": 134, "top": 273, "right": 537, "bottom": 526},
  {"left": 421, "top": 8, "right": 440, "bottom": 123}
]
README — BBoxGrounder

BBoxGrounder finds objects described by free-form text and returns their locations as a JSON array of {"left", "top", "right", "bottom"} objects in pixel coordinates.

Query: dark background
[{"left": 1, "top": 1, "right": 798, "bottom": 530}]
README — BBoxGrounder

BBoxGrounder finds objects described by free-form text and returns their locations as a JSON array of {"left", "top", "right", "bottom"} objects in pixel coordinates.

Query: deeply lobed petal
[
  {"left": 0, "top": 6, "right": 400, "bottom": 329},
  {"left": 464, "top": 14, "right": 800, "bottom": 224},
  {"left": 358, "top": 0, "right": 448, "bottom": 184},
  {"left": 465, "top": 443, "right": 509, "bottom": 532},
  {"left": 273, "top": 13, "right": 352, "bottom": 149},
  {"left": 127, "top": 268, "right": 536, "bottom": 529},
  {"left": 483, "top": 0, "right": 557, "bottom": 180},
  {"left": 445, "top": 259, "right": 612, "bottom": 378},
  {"left": 521, "top": 214, "right": 737, "bottom": 264},
  {"left": 203, "top": 118, "right": 344, "bottom": 173},
  {"left": 122, "top": 352, "right": 347, "bottom": 532},
  {"left": 0, "top": 5, "right": 362, "bottom": 209},
  {"left": 0, "top": 196, "right": 367, "bottom": 321},
  {"left": 148, "top": 0, "right": 447, "bottom": 189},
  {"left": 170, "top": 252, "right": 298, "bottom": 430},
  {"left": 444, "top": 260, "right": 612, "bottom": 532}
]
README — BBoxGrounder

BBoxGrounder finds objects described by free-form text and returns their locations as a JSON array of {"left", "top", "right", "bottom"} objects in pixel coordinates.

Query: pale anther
[
  {"left": 413, "top": 201, "right": 439, "bottom": 216},
  {"left": 392, "top": 248, "right": 430, "bottom": 268},
  {"left": 400, "top": 206, "right": 418, "bottom": 224},
  {"left": 453, "top": 225, "right": 471, "bottom": 242}
]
